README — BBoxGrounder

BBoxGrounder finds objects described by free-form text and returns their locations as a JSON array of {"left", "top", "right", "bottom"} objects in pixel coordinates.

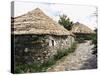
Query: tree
[{"left": 58, "top": 14, "right": 73, "bottom": 30}]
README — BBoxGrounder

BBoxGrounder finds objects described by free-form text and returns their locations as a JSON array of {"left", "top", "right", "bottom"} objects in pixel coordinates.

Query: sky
[{"left": 12, "top": 1, "right": 98, "bottom": 30}]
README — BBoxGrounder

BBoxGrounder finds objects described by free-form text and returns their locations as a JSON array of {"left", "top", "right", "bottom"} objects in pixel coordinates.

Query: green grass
[
  {"left": 15, "top": 42, "right": 77, "bottom": 73},
  {"left": 15, "top": 59, "right": 56, "bottom": 73}
]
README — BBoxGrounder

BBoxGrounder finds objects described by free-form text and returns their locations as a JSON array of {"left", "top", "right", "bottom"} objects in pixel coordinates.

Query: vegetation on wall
[
  {"left": 54, "top": 42, "right": 77, "bottom": 60},
  {"left": 15, "top": 42, "right": 77, "bottom": 73},
  {"left": 74, "top": 34, "right": 86, "bottom": 43}
]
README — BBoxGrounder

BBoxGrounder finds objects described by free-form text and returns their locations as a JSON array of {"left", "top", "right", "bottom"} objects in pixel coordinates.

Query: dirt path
[{"left": 47, "top": 41, "right": 97, "bottom": 72}]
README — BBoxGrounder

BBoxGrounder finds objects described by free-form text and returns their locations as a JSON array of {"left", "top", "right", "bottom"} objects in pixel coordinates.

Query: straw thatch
[
  {"left": 71, "top": 22, "right": 95, "bottom": 34},
  {"left": 11, "top": 8, "right": 72, "bottom": 36}
]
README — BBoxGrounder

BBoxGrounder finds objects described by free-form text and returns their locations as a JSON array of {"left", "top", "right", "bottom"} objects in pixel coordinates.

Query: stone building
[
  {"left": 71, "top": 22, "right": 95, "bottom": 42},
  {"left": 11, "top": 8, "right": 74, "bottom": 65},
  {"left": 71, "top": 22, "right": 95, "bottom": 34}
]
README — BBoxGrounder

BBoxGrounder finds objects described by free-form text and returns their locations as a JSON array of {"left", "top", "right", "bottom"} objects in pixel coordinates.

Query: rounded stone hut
[
  {"left": 11, "top": 8, "right": 74, "bottom": 65},
  {"left": 71, "top": 22, "right": 95, "bottom": 34},
  {"left": 71, "top": 22, "right": 95, "bottom": 42}
]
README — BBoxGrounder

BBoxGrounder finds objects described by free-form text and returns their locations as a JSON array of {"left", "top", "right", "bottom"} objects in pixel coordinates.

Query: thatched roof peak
[
  {"left": 75, "top": 22, "right": 80, "bottom": 25},
  {"left": 33, "top": 8, "right": 43, "bottom": 12},
  {"left": 71, "top": 22, "right": 95, "bottom": 34},
  {"left": 11, "top": 8, "right": 72, "bottom": 36},
  {"left": 27, "top": 8, "right": 47, "bottom": 17}
]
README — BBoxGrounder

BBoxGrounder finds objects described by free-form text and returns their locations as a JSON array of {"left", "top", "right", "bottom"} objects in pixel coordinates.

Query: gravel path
[{"left": 47, "top": 41, "right": 97, "bottom": 72}]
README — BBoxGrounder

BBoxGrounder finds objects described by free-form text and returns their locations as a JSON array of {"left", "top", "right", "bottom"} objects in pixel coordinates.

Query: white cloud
[{"left": 13, "top": 1, "right": 97, "bottom": 30}]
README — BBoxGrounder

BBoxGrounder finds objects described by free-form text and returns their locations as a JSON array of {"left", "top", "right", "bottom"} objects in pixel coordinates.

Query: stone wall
[{"left": 13, "top": 35, "right": 74, "bottom": 65}]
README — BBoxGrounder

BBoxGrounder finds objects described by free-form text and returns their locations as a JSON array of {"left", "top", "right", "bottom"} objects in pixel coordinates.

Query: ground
[{"left": 47, "top": 40, "right": 97, "bottom": 72}]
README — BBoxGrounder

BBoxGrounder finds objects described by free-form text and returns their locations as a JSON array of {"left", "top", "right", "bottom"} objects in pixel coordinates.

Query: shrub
[
  {"left": 75, "top": 37, "right": 85, "bottom": 43},
  {"left": 54, "top": 42, "right": 77, "bottom": 60}
]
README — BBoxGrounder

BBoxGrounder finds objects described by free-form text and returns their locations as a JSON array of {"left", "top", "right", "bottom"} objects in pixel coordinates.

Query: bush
[
  {"left": 75, "top": 34, "right": 96, "bottom": 43},
  {"left": 75, "top": 37, "right": 85, "bottom": 43},
  {"left": 54, "top": 42, "right": 77, "bottom": 60},
  {"left": 91, "top": 33, "right": 97, "bottom": 55}
]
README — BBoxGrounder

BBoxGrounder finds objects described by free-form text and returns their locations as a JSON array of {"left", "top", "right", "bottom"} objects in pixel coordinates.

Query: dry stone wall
[{"left": 13, "top": 35, "right": 74, "bottom": 65}]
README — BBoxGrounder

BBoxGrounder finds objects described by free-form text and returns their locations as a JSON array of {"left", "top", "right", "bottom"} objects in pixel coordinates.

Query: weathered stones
[
  {"left": 24, "top": 48, "right": 28, "bottom": 53},
  {"left": 14, "top": 35, "right": 74, "bottom": 65}
]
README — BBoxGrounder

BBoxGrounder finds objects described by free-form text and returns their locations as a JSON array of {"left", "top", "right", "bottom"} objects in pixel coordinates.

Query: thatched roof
[
  {"left": 71, "top": 22, "right": 95, "bottom": 34},
  {"left": 11, "top": 8, "right": 72, "bottom": 36}
]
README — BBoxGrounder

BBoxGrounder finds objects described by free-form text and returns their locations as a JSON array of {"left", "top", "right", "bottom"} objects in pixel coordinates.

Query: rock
[
  {"left": 24, "top": 48, "right": 28, "bottom": 53},
  {"left": 37, "top": 57, "right": 41, "bottom": 60}
]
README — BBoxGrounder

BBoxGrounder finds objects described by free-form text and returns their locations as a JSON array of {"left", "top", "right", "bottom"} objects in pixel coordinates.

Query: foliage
[
  {"left": 91, "top": 29, "right": 97, "bottom": 55},
  {"left": 54, "top": 42, "right": 77, "bottom": 60},
  {"left": 15, "top": 42, "right": 77, "bottom": 73},
  {"left": 75, "top": 33, "right": 97, "bottom": 43},
  {"left": 58, "top": 14, "right": 73, "bottom": 30},
  {"left": 75, "top": 37, "right": 85, "bottom": 43}
]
